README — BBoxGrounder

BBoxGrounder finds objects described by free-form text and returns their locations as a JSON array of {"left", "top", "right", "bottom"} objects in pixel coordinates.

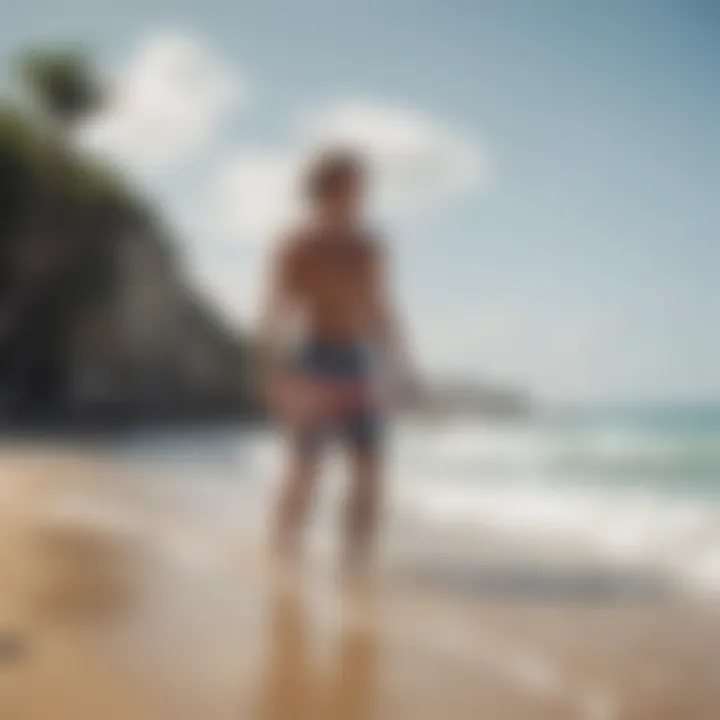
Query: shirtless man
[{"left": 258, "top": 149, "right": 415, "bottom": 572}]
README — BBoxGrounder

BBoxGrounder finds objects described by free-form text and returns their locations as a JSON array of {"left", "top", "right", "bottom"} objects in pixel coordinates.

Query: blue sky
[{"left": 2, "top": 0, "right": 719, "bottom": 403}]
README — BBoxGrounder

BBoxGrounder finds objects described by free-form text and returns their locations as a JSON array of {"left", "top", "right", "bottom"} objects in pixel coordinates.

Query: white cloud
[
  {"left": 208, "top": 148, "right": 304, "bottom": 242},
  {"left": 301, "top": 100, "right": 484, "bottom": 212},
  {"left": 190, "top": 247, "right": 268, "bottom": 329},
  {"left": 77, "top": 30, "right": 246, "bottom": 173},
  {"left": 415, "top": 304, "right": 626, "bottom": 400},
  {"left": 206, "top": 99, "right": 485, "bottom": 244}
]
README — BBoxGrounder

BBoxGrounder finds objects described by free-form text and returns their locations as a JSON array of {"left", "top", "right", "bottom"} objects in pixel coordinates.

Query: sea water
[
  {"left": 388, "top": 405, "right": 720, "bottom": 593},
  {"left": 110, "top": 405, "right": 720, "bottom": 594}
]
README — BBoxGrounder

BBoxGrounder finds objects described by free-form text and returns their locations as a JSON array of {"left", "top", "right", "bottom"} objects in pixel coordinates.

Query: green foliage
[
  {"left": 0, "top": 105, "right": 51, "bottom": 166},
  {"left": 0, "top": 101, "right": 136, "bottom": 210},
  {"left": 15, "top": 47, "right": 103, "bottom": 125}
]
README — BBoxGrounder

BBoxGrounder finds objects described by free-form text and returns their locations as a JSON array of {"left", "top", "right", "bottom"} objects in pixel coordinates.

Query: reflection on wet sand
[
  {"left": 325, "top": 599, "right": 378, "bottom": 720},
  {"left": 258, "top": 585, "right": 316, "bottom": 720},
  {"left": 258, "top": 582, "right": 378, "bottom": 720}
]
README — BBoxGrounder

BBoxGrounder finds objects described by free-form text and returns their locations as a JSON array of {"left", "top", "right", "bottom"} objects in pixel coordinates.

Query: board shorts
[{"left": 290, "top": 340, "right": 383, "bottom": 454}]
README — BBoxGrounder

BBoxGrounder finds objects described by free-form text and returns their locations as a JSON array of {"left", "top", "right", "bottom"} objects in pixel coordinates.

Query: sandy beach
[{"left": 0, "top": 448, "right": 719, "bottom": 720}]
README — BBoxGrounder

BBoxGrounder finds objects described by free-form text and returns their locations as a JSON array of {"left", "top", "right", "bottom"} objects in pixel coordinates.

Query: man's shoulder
[
  {"left": 360, "top": 225, "right": 383, "bottom": 244},
  {"left": 360, "top": 227, "right": 386, "bottom": 260},
  {"left": 275, "top": 225, "right": 313, "bottom": 262},
  {"left": 279, "top": 223, "right": 311, "bottom": 246},
  {"left": 338, "top": 224, "right": 380, "bottom": 251}
]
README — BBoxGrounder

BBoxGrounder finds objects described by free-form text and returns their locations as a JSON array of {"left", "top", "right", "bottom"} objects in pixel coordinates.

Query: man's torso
[
  {"left": 276, "top": 225, "right": 384, "bottom": 444},
  {"left": 280, "top": 225, "right": 381, "bottom": 345}
]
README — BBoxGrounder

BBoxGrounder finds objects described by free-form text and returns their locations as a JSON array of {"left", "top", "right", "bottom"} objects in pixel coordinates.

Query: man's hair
[{"left": 304, "top": 148, "right": 365, "bottom": 202}]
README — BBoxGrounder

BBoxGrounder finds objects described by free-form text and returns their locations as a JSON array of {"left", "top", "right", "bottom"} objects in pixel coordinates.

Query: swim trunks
[{"left": 290, "top": 340, "right": 382, "bottom": 453}]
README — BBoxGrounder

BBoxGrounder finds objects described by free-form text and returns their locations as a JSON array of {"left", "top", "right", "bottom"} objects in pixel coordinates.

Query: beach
[{"left": 0, "top": 434, "right": 719, "bottom": 720}]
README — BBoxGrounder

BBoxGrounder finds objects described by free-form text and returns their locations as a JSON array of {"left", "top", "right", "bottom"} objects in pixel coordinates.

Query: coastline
[{"left": 1, "top": 448, "right": 719, "bottom": 720}]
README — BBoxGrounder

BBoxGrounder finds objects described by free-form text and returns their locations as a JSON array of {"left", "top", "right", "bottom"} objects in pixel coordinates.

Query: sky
[{"left": 2, "top": 0, "right": 719, "bottom": 404}]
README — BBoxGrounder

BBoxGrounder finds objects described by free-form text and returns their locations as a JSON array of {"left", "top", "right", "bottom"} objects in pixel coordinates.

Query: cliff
[{"left": 0, "top": 104, "right": 255, "bottom": 427}]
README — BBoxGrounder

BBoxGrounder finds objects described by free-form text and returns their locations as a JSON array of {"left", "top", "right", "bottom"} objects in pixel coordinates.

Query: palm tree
[{"left": 15, "top": 47, "right": 103, "bottom": 131}]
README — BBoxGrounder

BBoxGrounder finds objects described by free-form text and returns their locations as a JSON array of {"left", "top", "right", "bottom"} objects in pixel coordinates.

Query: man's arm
[
  {"left": 256, "top": 237, "right": 297, "bottom": 387},
  {"left": 371, "top": 240, "right": 418, "bottom": 407}
]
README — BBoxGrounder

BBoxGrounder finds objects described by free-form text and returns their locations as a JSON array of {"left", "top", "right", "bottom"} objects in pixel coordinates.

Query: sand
[{"left": 0, "top": 448, "right": 718, "bottom": 720}]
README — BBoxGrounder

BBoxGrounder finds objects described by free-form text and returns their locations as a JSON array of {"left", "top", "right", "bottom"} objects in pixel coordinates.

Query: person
[{"left": 258, "top": 148, "right": 415, "bottom": 574}]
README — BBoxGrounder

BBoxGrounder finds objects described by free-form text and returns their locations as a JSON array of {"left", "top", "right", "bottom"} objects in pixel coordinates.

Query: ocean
[{"left": 110, "top": 404, "right": 720, "bottom": 595}]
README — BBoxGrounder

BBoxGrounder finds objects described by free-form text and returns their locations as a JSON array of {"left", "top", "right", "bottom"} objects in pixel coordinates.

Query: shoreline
[{"left": 1, "top": 449, "right": 719, "bottom": 719}]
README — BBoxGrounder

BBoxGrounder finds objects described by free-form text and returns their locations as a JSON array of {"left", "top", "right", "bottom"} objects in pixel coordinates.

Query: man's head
[{"left": 304, "top": 148, "right": 366, "bottom": 221}]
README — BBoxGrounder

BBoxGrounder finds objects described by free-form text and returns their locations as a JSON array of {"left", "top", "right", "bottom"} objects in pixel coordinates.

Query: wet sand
[{"left": 0, "top": 449, "right": 719, "bottom": 720}]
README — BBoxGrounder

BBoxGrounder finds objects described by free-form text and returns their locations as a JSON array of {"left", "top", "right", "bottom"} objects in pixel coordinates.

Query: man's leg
[
  {"left": 344, "top": 440, "right": 382, "bottom": 573},
  {"left": 272, "top": 443, "right": 320, "bottom": 565}
]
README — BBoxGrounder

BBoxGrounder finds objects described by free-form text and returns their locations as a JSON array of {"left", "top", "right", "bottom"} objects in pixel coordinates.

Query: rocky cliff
[{"left": 0, "top": 105, "right": 254, "bottom": 427}]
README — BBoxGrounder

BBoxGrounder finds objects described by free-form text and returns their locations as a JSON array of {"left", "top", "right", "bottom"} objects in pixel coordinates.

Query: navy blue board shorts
[{"left": 291, "top": 341, "right": 383, "bottom": 454}]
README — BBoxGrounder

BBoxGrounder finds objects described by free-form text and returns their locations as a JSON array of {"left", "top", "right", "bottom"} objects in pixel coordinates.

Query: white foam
[
  {"left": 385, "top": 420, "right": 720, "bottom": 594},
  {"left": 156, "top": 420, "right": 720, "bottom": 596}
]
